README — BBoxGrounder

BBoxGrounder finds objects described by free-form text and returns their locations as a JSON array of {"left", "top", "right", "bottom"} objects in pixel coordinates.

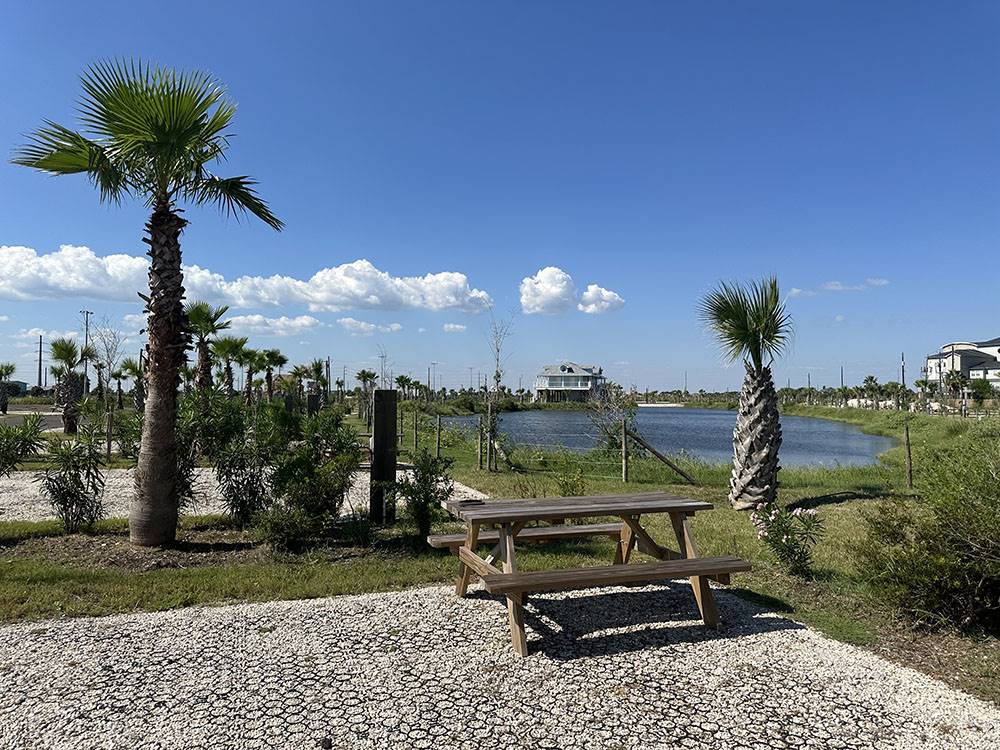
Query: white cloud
[
  {"left": 0, "top": 315, "right": 8, "bottom": 322},
  {"left": 13, "top": 327, "right": 77, "bottom": 340},
  {"left": 0, "top": 245, "right": 493, "bottom": 313},
  {"left": 822, "top": 278, "right": 890, "bottom": 292},
  {"left": 442, "top": 323, "right": 466, "bottom": 333},
  {"left": 787, "top": 287, "right": 815, "bottom": 298},
  {"left": 520, "top": 267, "right": 577, "bottom": 314},
  {"left": 577, "top": 284, "right": 625, "bottom": 314},
  {"left": 834, "top": 314, "right": 846, "bottom": 323},
  {"left": 229, "top": 314, "right": 322, "bottom": 337},
  {"left": 337, "top": 317, "right": 402, "bottom": 336}
]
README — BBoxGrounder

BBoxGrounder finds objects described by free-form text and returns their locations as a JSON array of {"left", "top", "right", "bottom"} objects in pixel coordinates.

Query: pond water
[{"left": 445, "top": 407, "right": 894, "bottom": 467}]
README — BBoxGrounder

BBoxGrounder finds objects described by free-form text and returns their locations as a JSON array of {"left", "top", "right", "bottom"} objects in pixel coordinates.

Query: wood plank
[
  {"left": 455, "top": 522, "right": 480, "bottom": 597},
  {"left": 451, "top": 495, "right": 713, "bottom": 524},
  {"left": 481, "top": 556, "right": 751, "bottom": 595},
  {"left": 428, "top": 522, "right": 625, "bottom": 549},
  {"left": 457, "top": 545, "right": 501, "bottom": 578},
  {"left": 500, "top": 524, "right": 529, "bottom": 657},
  {"left": 621, "top": 515, "right": 682, "bottom": 561}
]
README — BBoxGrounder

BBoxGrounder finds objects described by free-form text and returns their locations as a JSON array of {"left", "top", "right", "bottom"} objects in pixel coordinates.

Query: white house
[
  {"left": 924, "top": 337, "right": 1000, "bottom": 388},
  {"left": 534, "top": 362, "right": 605, "bottom": 403}
]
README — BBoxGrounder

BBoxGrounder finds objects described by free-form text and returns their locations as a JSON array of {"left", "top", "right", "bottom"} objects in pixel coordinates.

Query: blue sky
[{"left": 1, "top": 1, "right": 997, "bottom": 391}]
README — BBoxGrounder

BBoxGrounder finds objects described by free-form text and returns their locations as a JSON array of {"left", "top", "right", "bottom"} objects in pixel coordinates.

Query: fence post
[
  {"left": 477, "top": 416, "right": 484, "bottom": 470},
  {"left": 621, "top": 418, "right": 628, "bottom": 482},
  {"left": 904, "top": 421, "right": 914, "bottom": 490},
  {"left": 436, "top": 415, "right": 442, "bottom": 458},
  {"left": 370, "top": 389, "right": 398, "bottom": 525}
]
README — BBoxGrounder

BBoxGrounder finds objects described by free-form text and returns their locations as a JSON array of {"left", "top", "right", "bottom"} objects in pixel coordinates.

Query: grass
[{"left": 0, "top": 404, "right": 996, "bottom": 703}]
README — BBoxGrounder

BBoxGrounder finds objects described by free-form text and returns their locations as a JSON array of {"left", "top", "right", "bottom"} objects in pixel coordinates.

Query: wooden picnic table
[{"left": 429, "top": 491, "right": 751, "bottom": 656}]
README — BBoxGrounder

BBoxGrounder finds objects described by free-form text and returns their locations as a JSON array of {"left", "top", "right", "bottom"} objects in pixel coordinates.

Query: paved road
[
  {"left": 0, "top": 585, "right": 996, "bottom": 750},
  {"left": 0, "top": 407, "right": 62, "bottom": 431}
]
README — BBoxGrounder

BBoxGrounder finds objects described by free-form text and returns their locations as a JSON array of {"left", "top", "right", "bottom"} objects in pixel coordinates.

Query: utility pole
[
  {"left": 426, "top": 366, "right": 431, "bottom": 402},
  {"left": 683, "top": 371, "right": 688, "bottom": 395},
  {"left": 37, "top": 334, "right": 43, "bottom": 388},
  {"left": 900, "top": 352, "right": 906, "bottom": 388},
  {"left": 467, "top": 366, "right": 474, "bottom": 391},
  {"left": 80, "top": 309, "right": 94, "bottom": 393}
]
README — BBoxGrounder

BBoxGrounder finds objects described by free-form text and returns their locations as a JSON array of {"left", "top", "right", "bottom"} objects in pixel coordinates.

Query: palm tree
[
  {"left": 13, "top": 60, "right": 281, "bottom": 547},
  {"left": 261, "top": 349, "right": 288, "bottom": 400},
  {"left": 110, "top": 368, "right": 125, "bottom": 410},
  {"left": 185, "top": 301, "right": 230, "bottom": 392},
  {"left": 308, "top": 358, "right": 328, "bottom": 407},
  {"left": 862, "top": 375, "right": 880, "bottom": 409},
  {"left": 699, "top": 277, "right": 791, "bottom": 510},
  {"left": 0, "top": 362, "right": 15, "bottom": 415},
  {"left": 335, "top": 377, "right": 345, "bottom": 403},
  {"left": 944, "top": 370, "right": 968, "bottom": 400},
  {"left": 211, "top": 336, "right": 248, "bottom": 398},
  {"left": 236, "top": 348, "right": 260, "bottom": 405},
  {"left": 120, "top": 357, "right": 145, "bottom": 412},
  {"left": 49, "top": 338, "right": 96, "bottom": 434}
]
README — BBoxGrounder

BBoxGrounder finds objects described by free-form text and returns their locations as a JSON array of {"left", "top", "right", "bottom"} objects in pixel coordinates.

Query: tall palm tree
[
  {"left": 120, "top": 357, "right": 145, "bottom": 412},
  {"left": 308, "top": 358, "right": 328, "bottom": 407},
  {"left": 211, "top": 336, "right": 248, "bottom": 398},
  {"left": 49, "top": 338, "right": 96, "bottom": 434},
  {"left": 261, "top": 349, "right": 288, "bottom": 400},
  {"left": 0, "top": 362, "right": 15, "bottom": 415},
  {"left": 236, "top": 347, "right": 260, "bottom": 405},
  {"left": 110, "top": 367, "right": 125, "bottom": 410},
  {"left": 699, "top": 277, "right": 791, "bottom": 510},
  {"left": 13, "top": 60, "right": 281, "bottom": 546},
  {"left": 862, "top": 375, "right": 880, "bottom": 409},
  {"left": 185, "top": 301, "right": 230, "bottom": 392},
  {"left": 335, "top": 377, "right": 345, "bottom": 403}
]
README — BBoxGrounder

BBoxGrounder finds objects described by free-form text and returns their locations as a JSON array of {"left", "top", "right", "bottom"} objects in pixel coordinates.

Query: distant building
[
  {"left": 925, "top": 338, "right": 1000, "bottom": 388},
  {"left": 4, "top": 380, "right": 28, "bottom": 396},
  {"left": 533, "top": 362, "right": 605, "bottom": 403}
]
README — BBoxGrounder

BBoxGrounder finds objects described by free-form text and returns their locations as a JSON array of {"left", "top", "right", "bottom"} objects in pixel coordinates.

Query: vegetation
[
  {"left": 0, "top": 362, "right": 15, "bottom": 415},
  {"left": 389, "top": 449, "right": 454, "bottom": 541},
  {"left": 0, "top": 414, "right": 45, "bottom": 477},
  {"left": 699, "top": 276, "right": 791, "bottom": 509},
  {"left": 38, "top": 424, "right": 107, "bottom": 533},
  {"left": 13, "top": 59, "right": 281, "bottom": 547},
  {"left": 48, "top": 337, "right": 96, "bottom": 434}
]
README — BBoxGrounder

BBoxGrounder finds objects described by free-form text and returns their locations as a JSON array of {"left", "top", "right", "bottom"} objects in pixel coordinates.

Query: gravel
[
  {"left": 0, "top": 468, "right": 486, "bottom": 522},
  {"left": 1, "top": 583, "right": 997, "bottom": 750}
]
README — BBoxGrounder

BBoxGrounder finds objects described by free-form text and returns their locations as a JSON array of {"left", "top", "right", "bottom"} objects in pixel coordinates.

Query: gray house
[{"left": 533, "top": 362, "right": 605, "bottom": 403}]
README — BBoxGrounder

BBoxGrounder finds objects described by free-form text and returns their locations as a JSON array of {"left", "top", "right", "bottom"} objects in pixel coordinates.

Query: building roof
[
  {"left": 970, "top": 362, "right": 1000, "bottom": 372},
  {"left": 976, "top": 337, "right": 1000, "bottom": 347},
  {"left": 537, "top": 362, "right": 603, "bottom": 377}
]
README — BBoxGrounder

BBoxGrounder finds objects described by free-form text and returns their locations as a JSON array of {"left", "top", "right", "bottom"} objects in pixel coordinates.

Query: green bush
[
  {"left": 554, "top": 467, "right": 586, "bottom": 497},
  {"left": 856, "top": 422, "right": 1000, "bottom": 630},
  {"left": 390, "top": 449, "right": 454, "bottom": 540},
  {"left": 38, "top": 424, "right": 106, "bottom": 533},
  {"left": 114, "top": 409, "right": 142, "bottom": 459},
  {"left": 0, "top": 413, "right": 45, "bottom": 477}
]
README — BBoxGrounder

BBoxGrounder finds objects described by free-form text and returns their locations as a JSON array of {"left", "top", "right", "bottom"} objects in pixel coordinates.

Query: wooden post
[
  {"left": 398, "top": 406, "right": 403, "bottom": 446},
  {"left": 904, "top": 421, "right": 914, "bottom": 490},
  {"left": 477, "top": 416, "right": 484, "bottom": 470},
  {"left": 435, "top": 415, "right": 442, "bottom": 458},
  {"left": 370, "top": 389, "right": 398, "bottom": 525},
  {"left": 621, "top": 418, "right": 628, "bottom": 482}
]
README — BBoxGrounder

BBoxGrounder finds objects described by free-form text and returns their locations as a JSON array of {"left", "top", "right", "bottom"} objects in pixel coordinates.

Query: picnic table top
[{"left": 443, "top": 491, "right": 713, "bottom": 524}]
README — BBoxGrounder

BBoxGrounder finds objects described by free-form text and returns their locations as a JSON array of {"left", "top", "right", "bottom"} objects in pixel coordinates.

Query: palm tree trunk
[
  {"left": 224, "top": 361, "right": 235, "bottom": 398},
  {"left": 245, "top": 368, "right": 255, "bottom": 405},
  {"left": 266, "top": 368, "right": 274, "bottom": 400},
  {"left": 729, "top": 363, "right": 782, "bottom": 510},
  {"left": 196, "top": 340, "right": 213, "bottom": 391},
  {"left": 131, "top": 205, "right": 188, "bottom": 547}
]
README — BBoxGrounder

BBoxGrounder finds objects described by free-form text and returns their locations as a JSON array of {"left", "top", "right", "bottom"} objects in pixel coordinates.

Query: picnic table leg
[
  {"left": 455, "top": 521, "right": 481, "bottom": 597},
  {"left": 614, "top": 516, "right": 637, "bottom": 564},
  {"left": 669, "top": 511, "right": 719, "bottom": 627},
  {"left": 499, "top": 523, "right": 528, "bottom": 657}
]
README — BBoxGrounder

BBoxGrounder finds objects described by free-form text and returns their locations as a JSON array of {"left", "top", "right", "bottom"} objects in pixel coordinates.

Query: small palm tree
[
  {"left": 700, "top": 277, "right": 791, "bottom": 510},
  {"left": 185, "top": 301, "right": 231, "bottom": 392},
  {"left": 120, "top": 357, "right": 145, "bottom": 412},
  {"left": 335, "top": 377, "right": 345, "bottom": 403},
  {"left": 0, "top": 362, "right": 15, "bottom": 415},
  {"left": 308, "top": 358, "right": 328, "bottom": 407},
  {"left": 211, "top": 336, "right": 248, "bottom": 398},
  {"left": 13, "top": 60, "right": 281, "bottom": 546},
  {"left": 235, "top": 347, "right": 260, "bottom": 405},
  {"left": 261, "top": 349, "right": 288, "bottom": 400},
  {"left": 110, "top": 368, "right": 125, "bottom": 410},
  {"left": 49, "top": 338, "right": 96, "bottom": 434}
]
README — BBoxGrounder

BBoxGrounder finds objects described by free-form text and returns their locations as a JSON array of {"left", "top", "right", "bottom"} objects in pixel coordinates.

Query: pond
[{"left": 445, "top": 407, "right": 894, "bottom": 467}]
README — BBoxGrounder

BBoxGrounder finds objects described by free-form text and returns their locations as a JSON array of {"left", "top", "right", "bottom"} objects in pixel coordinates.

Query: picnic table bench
[{"left": 429, "top": 491, "right": 751, "bottom": 656}]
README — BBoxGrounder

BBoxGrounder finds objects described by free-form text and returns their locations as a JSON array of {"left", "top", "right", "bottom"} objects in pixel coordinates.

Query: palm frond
[
  {"left": 699, "top": 277, "right": 791, "bottom": 371},
  {"left": 192, "top": 174, "right": 283, "bottom": 230}
]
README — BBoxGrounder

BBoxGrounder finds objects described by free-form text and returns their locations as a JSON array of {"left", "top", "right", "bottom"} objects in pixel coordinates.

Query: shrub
[
  {"left": 0, "top": 413, "right": 45, "bottom": 477},
  {"left": 856, "top": 423, "right": 1000, "bottom": 630},
  {"left": 554, "top": 467, "right": 586, "bottom": 497},
  {"left": 255, "top": 505, "right": 314, "bottom": 554},
  {"left": 38, "top": 424, "right": 106, "bottom": 532},
  {"left": 750, "top": 502, "right": 824, "bottom": 577},
  {"left": 215, "top": 427, "right": 275, "bottom": 527},
  {"left": 390, "top": 449, "right": 454, "bottom": 540},
  {"left": 114, "top": 409, "right": 142, "bottom": 459}
]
